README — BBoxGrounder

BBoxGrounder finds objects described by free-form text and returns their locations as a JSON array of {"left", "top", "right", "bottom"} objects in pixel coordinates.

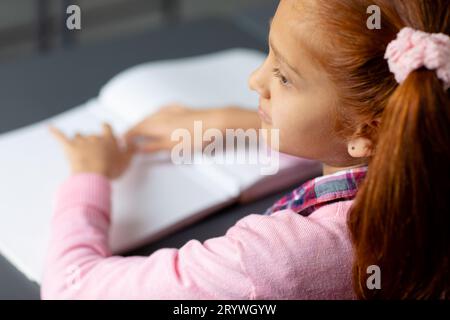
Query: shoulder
[
  {"left": 230, "top": 200, "right": 353, "bottom": 243},
  {"left": 225, "top": 200, "right": 355, "bottom": 299}
]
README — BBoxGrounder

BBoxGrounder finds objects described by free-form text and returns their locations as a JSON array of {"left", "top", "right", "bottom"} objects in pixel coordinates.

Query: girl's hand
[
  {"left": 50, "top": 123, "right": 135, "bottom": 179},
  {"left": 125, "top": 104, "right": 260, "bottom": 153}
]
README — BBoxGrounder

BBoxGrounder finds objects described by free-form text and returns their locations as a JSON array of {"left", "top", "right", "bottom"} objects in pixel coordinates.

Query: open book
[{"left": 0, "top": 48, "right": 321, "bottom": 283}]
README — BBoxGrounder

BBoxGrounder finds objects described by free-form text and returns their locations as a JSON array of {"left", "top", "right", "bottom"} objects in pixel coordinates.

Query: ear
[
  {"left": 347, "top": 137, "right": 373, "bottom": 158},
  {"left": 347, "top": 119, "right": 380, "bottom": 158}
]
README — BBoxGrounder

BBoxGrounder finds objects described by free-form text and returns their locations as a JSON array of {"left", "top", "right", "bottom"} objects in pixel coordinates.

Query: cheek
[{"left": 269, "top": 93, "right": 338, "bottom": 158}]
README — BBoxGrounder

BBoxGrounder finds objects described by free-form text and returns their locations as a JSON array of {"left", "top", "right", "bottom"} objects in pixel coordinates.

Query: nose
[{"left": 248, "top": 59, "right": 271, "bottom": 99}]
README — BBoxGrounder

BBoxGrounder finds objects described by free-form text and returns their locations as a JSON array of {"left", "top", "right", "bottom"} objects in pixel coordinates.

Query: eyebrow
[{"left": 267, "top": 18, "right": 303, "bottom": 78}]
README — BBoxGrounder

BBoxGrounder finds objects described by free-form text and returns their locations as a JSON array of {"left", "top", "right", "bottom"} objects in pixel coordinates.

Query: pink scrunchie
[{"left": 385, "top": 27, "right": 450, "bottom": 90}]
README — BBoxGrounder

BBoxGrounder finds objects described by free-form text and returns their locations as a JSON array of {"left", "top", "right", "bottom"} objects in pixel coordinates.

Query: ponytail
[
  {"left": 308, "top": 0, "right": 450, "bottom": 298},
  {"left": 348, "top": 70, "right": 450, "bottom": 299}
]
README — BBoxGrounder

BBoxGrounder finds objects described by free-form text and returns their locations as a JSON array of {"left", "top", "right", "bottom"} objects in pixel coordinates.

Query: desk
[{"left": 0, "top": 17, "right": 295, "bottom": 300}]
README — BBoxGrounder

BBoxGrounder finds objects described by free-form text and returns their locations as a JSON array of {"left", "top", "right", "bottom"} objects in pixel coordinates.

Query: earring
[{"left": 351, "top": 146, "right": 356, "bottom": 150}]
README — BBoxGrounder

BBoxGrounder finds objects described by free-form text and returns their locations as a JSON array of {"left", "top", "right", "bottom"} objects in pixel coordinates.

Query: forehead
[
  {"left": 270, "top": 0, "right": 326, "bottom": 76},
  {"left": 271, "top": 1, "right": 314, "bottom": 52}
]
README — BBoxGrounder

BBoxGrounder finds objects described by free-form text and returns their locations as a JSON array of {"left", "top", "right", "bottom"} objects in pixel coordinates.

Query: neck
[{"left": 322, "top": 162, "right": 368, "bottom": 176}]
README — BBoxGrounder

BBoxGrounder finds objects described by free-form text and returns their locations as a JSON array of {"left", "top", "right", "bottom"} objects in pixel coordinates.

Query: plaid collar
[{"left": 264, "top": 166, "right": 368, "bottom": 216}]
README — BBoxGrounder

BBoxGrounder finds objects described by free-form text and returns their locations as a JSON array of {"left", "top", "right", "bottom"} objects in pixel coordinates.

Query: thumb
[{"left": 125, "top": 117, "right": 149, "bottom": 135}]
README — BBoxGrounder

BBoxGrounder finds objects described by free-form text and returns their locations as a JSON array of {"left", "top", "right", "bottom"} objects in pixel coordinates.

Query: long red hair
[{"left": 302, "top": 0, "right": 450, "bottom": 298}]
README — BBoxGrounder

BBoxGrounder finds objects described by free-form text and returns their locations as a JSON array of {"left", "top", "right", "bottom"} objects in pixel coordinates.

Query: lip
[{"left": 258, "top": 105, "right": 273, "bottom": 125}]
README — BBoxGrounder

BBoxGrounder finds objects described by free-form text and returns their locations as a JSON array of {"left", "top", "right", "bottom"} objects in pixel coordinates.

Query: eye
[{"left": 272, "top": 68, "right": 289, "bottom": 86}]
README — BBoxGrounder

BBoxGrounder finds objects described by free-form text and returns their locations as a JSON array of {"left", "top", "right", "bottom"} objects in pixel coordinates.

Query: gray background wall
[{"left": 0, "top": 0, "right": 276, "bottom": 62}]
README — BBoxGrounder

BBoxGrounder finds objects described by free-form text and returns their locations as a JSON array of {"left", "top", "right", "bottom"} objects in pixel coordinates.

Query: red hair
[{"left": 302, "top": 0, "right": 450, "bottom": 298}]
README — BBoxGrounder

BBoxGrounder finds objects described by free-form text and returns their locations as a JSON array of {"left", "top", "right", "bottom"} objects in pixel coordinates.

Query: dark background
[{"left": 0, "top": 0, "right": 275, "bottom": 62}]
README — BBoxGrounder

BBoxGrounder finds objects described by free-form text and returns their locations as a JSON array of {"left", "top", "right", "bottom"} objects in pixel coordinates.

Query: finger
[
  {"left": 125, "top": 139, "right": 138, "bottom": 154},
  {"left": 124, "top": 143, "right": 137, "bottom": 161},
  {"left": 87, "top": 135, "right": 100, "bottom": 142},
  {"left": 138, "top": 140, "right": 171, "bottom": 153},
  {"left": 124, "top": 120, "right": 150, "bottom": 139},
  {"left": 102, "top": 123, "right": 114, "bottom": 138},
  {"left": 49, "top": 126, "right": 70, "bottom": 145},
  {"left": 111, "top": 143, "right": 137, "bottom": 179}
]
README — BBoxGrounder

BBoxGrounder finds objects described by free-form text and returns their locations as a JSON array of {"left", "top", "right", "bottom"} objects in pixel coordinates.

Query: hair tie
[{"left": 384, "top": 27, "right": 450, "bottom": 90}]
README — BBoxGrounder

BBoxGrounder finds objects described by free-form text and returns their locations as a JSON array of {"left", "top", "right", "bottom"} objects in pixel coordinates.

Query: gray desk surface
[{"left": 0, "top": 16, "right": 297, "bottom": 300}]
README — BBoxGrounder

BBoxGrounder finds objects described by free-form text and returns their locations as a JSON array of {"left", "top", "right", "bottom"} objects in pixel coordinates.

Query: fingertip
[
  {"left": 102, "top": 122, "right": 114, "bottom": 137},
  {"left": 48, "top": 126, "right": 68, "bottom": 143},
  {"left": 48, "top": 125, "right": 57, "bottom": 134}
]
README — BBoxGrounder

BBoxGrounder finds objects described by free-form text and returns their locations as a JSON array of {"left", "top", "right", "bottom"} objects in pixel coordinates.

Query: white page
[
  {"left": 212, "top": 147, "right": 322, "bottom": 203},
  {"left": 0, "top": 100, "right": 239, "bottom": 283},
  {"left": 98, "top": 48, "right": 265, "bottom": 125}
]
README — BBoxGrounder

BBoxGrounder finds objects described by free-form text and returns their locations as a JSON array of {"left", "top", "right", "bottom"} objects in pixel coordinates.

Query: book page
[
  {"left": 198, "top": 144, "right": 323, "bottom": 203},
  {"left": 98, "top": 48, "right": 265, "bottom": 126}
]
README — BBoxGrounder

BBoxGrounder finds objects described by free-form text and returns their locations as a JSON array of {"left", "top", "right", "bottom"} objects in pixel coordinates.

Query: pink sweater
[{"left": 41, "top": 174, "right": 356, "bottom": 300}]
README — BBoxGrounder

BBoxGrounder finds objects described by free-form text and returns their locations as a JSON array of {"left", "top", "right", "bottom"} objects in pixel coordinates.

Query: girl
[{"left": 44, "top": 0, "right": 450, "bottom": 299}]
